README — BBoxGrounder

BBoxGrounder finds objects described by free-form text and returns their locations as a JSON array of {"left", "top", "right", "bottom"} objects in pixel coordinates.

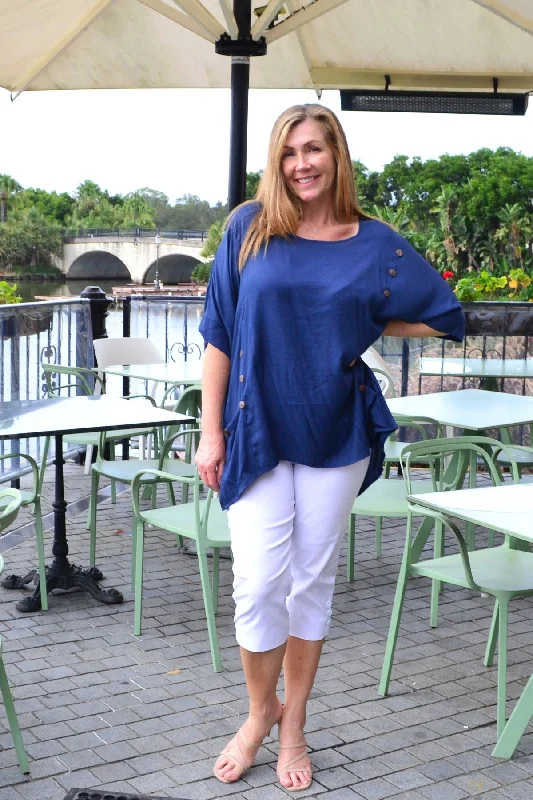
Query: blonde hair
[{"left": 236, "top": 104, "right": 371, "bottom": 270}]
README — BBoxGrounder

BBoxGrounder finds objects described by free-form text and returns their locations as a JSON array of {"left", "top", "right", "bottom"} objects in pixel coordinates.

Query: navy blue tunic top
[{"left": 200, "top": 204, "right": 465, "bottom": 510}]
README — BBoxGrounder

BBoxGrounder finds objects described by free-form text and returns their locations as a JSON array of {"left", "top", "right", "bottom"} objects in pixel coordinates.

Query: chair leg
[
  {"left": 38, "top": 436, "right": 50, "bottom": 497},
  {"left": 89, "top": 471, "right": 100, "bottom": 568},
  {"left": 133, "top": 520, "right": 145, "bottom": 636},
  {"left": 379, "top": 555, "right": 410, "bottom": 696},
  {"left": 109, "top": 446, "right": 117, "bottom": 504},
  {"left": 212, "top": 549, "right": 220, "bottom": 615},
  {"left": 430, "top": 519, "right": 444, "bottom": 629},
  {"left": 496, "top": 598, "right": 509, "bottom": 739},
  {"left": 0, "top": 655, "right": 30, "bottom": 774},
  {"left": 84, "top": 445, "right": 93, "bottom": 475},
  {"left": 375, "top": 517, "right": 382, "bottom": 557},
  {"left": 33, "top": 499, "right": 48, "bottom": 612},
  {"left": 347, "top": 513, "right": 356, "bottom": 583},
  {"left": 485, "top": 601, "right": 499, "bottom": 668},
  {"left": 197, "top": 551, "right": 222, "bottom": 672}
]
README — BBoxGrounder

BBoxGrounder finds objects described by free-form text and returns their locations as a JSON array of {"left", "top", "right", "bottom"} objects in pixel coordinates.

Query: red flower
[{"left": 442, "top": 271, "right": 455, "bottom": 280}]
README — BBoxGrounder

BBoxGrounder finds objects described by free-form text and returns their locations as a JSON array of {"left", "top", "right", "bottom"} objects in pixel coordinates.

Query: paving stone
[{"left": 3, "top": 463, "right": 533, "bottom": 800}]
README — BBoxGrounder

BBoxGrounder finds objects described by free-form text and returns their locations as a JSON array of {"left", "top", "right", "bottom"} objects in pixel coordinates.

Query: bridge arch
[
  {"left": 143, "top": 253, "right": 201, "bottom": 285},
  {"left": 67, "top": 250, "right": 131, "bottom": 281}
]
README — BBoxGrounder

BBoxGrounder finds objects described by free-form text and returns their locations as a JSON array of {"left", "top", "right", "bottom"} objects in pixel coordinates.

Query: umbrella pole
[
  {"left": 228, "top": 54, "right": 250, "bottom": 211},
  {"left": 217, "top": 0, "right": 266, "bottom": 210}
]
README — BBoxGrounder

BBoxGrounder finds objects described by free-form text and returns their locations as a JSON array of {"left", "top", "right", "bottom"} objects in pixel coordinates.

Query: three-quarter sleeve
[
  {"left": 199, "top": 205, "right": 256, "bottom": 357},
  {"left": 376, "top": 233, "right": 465, "bottom": 342}
]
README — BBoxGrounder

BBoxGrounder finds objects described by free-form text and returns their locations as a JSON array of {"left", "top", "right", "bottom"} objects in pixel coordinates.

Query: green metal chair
[
  {"left": 131, "top": 464, "right": 230, "bottom": 672},
  {"left": 0, "top": 453, "right": 47, "bottom": 611},
  {"left": 88, "top": 416, "right": 200, "bottom": 568},
  {"left": 379, "top": 437, "right": 531, "bottom": 741},
  {"left": 0, "top": 488, "right": 30, "bottom": 774},
  {"left": 347, "top": 416, "right": 445, "bottom": 582}
]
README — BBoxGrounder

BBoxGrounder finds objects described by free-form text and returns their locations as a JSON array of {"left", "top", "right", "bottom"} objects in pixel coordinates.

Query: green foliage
[
  {"left": 67, "top": 181, "right": 155, "bottom": 229},
  {"left": 192, "top": 219, "right": 226, "bottom": 284},
  {"left": 355, "top": 148, "right": 533, "bottom": 293},
  {"left": 191, "top": 262, "right": 212, "bottom": 285},
  {"left": 0, "top": 281, "right": 22, "bottom": 304},
  {"left": 0, "top": 208, "right": 63, "bottom": 272},
  {"left": 246, "top": 171, "right": 263, "bottom": 200},
  {"left": 200, "top": 220, "right": 225, "bottom": 260},
  {"left": 2, "top": 151, "right": 533, "bottom": 298},
  {"left": 454, "top": 269, "right": 533, "bottom": 301}
]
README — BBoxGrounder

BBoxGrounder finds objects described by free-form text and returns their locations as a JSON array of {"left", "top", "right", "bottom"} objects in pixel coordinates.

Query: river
[{"left": 15, "top": 278, "right": 130, "bottom": 303}]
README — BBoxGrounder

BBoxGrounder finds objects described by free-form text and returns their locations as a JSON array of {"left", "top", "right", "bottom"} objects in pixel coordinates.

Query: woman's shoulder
[
  {"left": 227, "top": 201, "right": 262, "bottom": 234},
  {"left": 361, "top": 217, "right": 402, "bottom": 242}
]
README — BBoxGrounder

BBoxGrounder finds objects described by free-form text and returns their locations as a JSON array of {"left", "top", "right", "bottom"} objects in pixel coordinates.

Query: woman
[{"left": 197, "top": 104, "right": 464, "bottom": 792}]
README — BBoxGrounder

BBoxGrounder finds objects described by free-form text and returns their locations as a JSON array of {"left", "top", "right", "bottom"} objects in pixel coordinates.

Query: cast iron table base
[{"left": 1, "top": 434, "right": 124, "bottom": 612}]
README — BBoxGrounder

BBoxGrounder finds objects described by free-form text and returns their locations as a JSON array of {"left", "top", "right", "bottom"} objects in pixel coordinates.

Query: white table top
[
  {"left": 409, "top": 482, "right": 533, "bottom": 544},
  {"left": 95, "top": 362, "right": 202, "bottom": 385},
  {"left": 0, "top": 396, "right": 194, "bottom": 440},
  {"left": 387, "top": 389, "right": 533, "bottom": 430},
  {"left": 419, "top": 357, "right": 533, "bottom": 379}
]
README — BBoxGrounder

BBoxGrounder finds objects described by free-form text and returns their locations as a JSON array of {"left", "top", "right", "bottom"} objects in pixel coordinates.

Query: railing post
[
  {"left": 401, "top": 338, "right": 410, "bottom": 397},
  {"left": 80, "top": 286, "right": 112, "bottom": 351}
]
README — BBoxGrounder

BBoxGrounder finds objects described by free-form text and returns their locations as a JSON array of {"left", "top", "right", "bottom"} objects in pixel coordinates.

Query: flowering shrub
[{"left": 453, "top": 269, "right": 533, "bottom": 301}]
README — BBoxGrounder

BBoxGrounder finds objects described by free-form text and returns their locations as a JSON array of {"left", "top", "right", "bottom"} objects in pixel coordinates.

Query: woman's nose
[{"left": 295, "top": 151, "right": 310, "bottom": 169}]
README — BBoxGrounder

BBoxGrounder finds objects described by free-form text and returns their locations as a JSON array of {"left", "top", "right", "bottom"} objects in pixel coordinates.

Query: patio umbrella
[{"left": 1, "top": 0, "right": 533, "bottom": 207}]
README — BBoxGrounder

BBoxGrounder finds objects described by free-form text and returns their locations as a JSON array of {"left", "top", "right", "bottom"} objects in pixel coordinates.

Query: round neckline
[{"left": 293, "top": 217, "right": 367, "bottom": 244}]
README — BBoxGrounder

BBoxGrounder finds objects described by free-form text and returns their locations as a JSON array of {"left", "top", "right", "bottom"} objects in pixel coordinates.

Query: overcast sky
[{"left": 2, "top": 87, "right": 533, "bottom": 206}]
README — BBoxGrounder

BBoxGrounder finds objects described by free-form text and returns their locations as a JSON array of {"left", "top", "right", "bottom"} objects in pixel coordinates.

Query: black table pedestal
[{"left": 2, "top": 434, "right": 123, "bottom": 612}]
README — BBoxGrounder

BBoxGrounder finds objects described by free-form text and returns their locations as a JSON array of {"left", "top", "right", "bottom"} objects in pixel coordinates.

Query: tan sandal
[
  {"left": 277, "top": 741, "right": 313, "bottom": 792},
  {"left": 213, "top": 726, "right": 263, "bottom": 784}
]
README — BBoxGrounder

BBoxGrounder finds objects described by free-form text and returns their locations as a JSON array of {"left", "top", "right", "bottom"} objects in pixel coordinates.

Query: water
[{"left": 15, "top": 279, "right": 129, "bottom": 303}]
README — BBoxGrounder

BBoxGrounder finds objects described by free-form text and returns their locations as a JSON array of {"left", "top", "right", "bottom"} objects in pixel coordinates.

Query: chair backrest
[
  {"left": 391, "top": 414, "right": 445, "bottom": 442},
  {"left": 42, "top": 363, "right": 104, "bottom": 397},
  {"left": 371, "top": 367, "right": 396, "bottom": 398},
  {"left": 0, "top": 488, "right": 22, "bottom": 536},
  {"left": 130, "top": 430, "right": 216, "bottom": 551},
  {"left": 362, "top": 348, "right": 396, "bottom": 397},
  {"left": 93, "top": 337, "right": 165, "bottom": 368},
  {"left": 400, "top": 435, "right": 519, "bottom": 496}
]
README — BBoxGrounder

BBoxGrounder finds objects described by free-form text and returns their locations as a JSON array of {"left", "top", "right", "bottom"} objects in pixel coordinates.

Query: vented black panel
[{"left": 340, "top": 90, "right": 529, "bottom": 116}]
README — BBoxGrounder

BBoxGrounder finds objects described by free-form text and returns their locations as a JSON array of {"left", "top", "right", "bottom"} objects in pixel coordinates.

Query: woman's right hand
[{"left": 195, "top": 431, "right": 226, "bottom": 493}]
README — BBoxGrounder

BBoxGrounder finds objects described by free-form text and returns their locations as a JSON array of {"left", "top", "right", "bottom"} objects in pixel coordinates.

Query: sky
[{"left": 2, "top": 86, "right": 533, "bottom": 206}]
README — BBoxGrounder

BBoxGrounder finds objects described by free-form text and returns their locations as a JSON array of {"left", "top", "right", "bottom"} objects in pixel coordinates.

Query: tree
[
  {"left": 246, "top": 171, "right": 263, "bottom": 200},
  {"left": 12, "top": 188, "right": 74, "bottom": 224},
  {"left": 0, "top": 208, "right": 63, "bottom": 272},
  {"left": 0, "top": 175, "right": 23, "bottom": 195}
]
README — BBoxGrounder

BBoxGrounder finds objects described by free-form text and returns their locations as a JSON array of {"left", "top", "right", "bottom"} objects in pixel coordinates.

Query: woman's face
[{"left": 280, "top": 119, "right": 336, "bottom": 207}]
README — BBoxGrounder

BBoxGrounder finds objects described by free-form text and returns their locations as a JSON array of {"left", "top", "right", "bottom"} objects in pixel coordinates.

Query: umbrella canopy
[
  {"left": 2, "top": 0, "right": 533, "bottom": 94},
  {"left": 2, "top": 0, "right": 533, "bottom": 205}
]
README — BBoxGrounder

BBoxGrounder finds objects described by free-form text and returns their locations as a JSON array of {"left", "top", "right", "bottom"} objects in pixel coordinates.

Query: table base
[{"left": 1, "top": 564, "right": 124, "bottom": 612}]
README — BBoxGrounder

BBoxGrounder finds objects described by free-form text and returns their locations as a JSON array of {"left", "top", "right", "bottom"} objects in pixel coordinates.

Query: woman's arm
[
  {"left": 195, "top": 343, "right": 231, "bottom": 492},
  {"left": 383, "top": 321, "right": 446, "bottom": 338}
]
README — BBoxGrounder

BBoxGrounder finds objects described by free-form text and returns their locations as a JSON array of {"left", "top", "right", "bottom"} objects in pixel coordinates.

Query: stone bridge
[{"left": 62, "top": 236, "right": 206, "bottom": 285}]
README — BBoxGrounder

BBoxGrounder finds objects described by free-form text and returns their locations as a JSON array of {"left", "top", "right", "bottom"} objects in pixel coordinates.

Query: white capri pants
[{"left": 228, "top": 457, "right": 370, "bottom": 652}]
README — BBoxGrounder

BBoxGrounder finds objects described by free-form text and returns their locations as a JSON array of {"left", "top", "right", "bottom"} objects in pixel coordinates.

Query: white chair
[
  {"left": 93, "top": 337, "right": 165, "bottom": 368},
  {"left": 361, "top": 347, "right": 396, "bottom": 397},
  {"left": 94, "top": 337, "right": 166, "bottom": 455}
]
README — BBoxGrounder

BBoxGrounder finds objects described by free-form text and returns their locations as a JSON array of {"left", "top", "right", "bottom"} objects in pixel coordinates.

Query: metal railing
[
  {"left": 0, "top": 299, "right": 94, "bottom": 480},
  {"left": 3, "top": 293, "right": 533, "bottom": 485},
  {"left": 63, "top": 227, "right": 207, "bottom": 241}
]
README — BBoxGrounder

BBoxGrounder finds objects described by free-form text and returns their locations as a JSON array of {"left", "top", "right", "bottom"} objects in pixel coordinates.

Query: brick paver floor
[{"left": 1, "top": 459, "right": 533, "bottom": 800}]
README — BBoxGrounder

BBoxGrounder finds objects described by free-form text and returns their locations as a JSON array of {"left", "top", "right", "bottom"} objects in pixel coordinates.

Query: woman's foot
[
  {"left": 214, "top": 699, "right": 282, "bottom": 784},
  {"left": 277, "top": 714, "right": 313, "bottom": 792}
]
